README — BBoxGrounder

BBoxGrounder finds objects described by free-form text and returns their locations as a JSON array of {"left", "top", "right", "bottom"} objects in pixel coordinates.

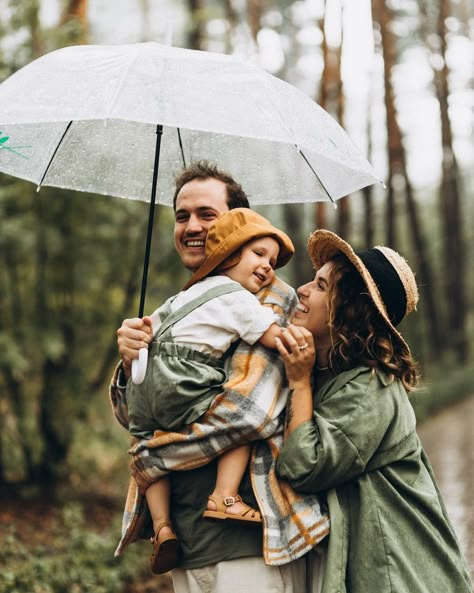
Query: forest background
[{"left": 0, "top": 1, "right": 473, "bottom": 592}]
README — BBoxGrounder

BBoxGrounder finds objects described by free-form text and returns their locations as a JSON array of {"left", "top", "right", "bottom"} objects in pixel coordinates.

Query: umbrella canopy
[
  {"left": 0, "top": 42, "right": 380, "bottom": 205},
  {"left": 0, "top": 42, "right": 382, "bottom": 383}
]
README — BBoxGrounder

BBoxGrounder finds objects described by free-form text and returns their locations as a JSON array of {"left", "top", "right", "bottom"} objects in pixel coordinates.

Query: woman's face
[{"left": 292, "top": 261, "right": 333, "bottom": 345}]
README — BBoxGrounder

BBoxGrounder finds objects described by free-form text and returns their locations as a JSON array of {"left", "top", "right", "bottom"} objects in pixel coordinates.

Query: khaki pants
[{"left": 172, "top": 549, "right": 325, "bottom": 593}]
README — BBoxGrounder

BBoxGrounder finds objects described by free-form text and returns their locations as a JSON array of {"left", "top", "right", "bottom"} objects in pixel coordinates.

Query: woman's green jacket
[{"left": 276, "top": 367, "right": 472, "bottom": 593}]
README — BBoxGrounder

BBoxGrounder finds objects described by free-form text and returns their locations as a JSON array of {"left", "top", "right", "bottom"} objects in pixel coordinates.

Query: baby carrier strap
[{"left": 156, "top": 282, "right": 244, "bottom": 339}]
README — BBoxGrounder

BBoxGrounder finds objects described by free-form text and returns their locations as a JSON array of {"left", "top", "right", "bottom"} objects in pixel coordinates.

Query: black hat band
[{"left": 355, "top": 248, "right": 407, "bottom": 326}]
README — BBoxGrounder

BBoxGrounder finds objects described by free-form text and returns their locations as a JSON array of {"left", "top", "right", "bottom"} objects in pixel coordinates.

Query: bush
[
  {"left": 412, "top": 363, "right": 474, "bottom": 423},
  {"left": 0, "top": 502, "right": 164, "bottom": 593}
]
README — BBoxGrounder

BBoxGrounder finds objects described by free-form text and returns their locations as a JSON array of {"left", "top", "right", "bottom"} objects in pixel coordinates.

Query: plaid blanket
[{"left": 110, "top": 276, "right": 330, "bottom": 566}]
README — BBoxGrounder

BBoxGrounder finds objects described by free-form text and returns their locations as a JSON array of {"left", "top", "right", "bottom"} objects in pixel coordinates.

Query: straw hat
[
  {"left": 183, "top": 208, "right": 294, "bottom": 290},
  {"left": 307, "top": 229, "right": 419, "bottom": 351}
]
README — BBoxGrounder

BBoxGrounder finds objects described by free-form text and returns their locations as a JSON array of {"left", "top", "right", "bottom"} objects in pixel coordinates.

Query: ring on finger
[{"left": 298, "top": 343, "right": 309, "bottom": 351}]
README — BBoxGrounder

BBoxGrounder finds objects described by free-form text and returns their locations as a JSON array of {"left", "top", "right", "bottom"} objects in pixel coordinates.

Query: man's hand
[{"left": 117, "top": 316, "right": 153, "bottom": 379}]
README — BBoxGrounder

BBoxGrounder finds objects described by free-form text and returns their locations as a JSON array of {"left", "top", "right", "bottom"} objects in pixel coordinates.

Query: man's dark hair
[{"left": 173, "top": 160, "right": 250, "bottom": 210}]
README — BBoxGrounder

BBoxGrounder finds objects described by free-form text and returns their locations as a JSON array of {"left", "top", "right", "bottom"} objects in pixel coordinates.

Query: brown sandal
[
  {"left": 202, "top": 494, "right": 262, "bottom": 524},
  {"left": 149, "top": 521, "right": 178, "bottom": 574}
]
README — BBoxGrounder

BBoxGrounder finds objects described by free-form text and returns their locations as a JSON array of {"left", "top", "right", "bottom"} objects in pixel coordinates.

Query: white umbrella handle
[{"left": 131, "top": 347, "right": 148, "bottom": 384}]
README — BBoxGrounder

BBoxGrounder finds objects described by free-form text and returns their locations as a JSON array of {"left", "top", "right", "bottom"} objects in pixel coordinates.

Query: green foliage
[
  {"left": 0, "top": 503, "right": 151, "bottom": 593},
  {"left": 0, "top": 332, "right": 29, "bottom": 376},
  {"left": 412, "top": 363, "right": 474, "bottom": 423},
  {"left": 1, "top": 0, "right": 473, "bottom": 491},
  {"left": 0, "top": 161, "right": 182, "bottom": 481}
]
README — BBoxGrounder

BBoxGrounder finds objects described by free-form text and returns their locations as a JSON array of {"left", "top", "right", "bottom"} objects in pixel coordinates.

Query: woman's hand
[
  {"left": 275, "top": 324, "right": 315, "bottom": 388},
  {"left": 275, "top": 324, "right": 315, "bottom": 438}
]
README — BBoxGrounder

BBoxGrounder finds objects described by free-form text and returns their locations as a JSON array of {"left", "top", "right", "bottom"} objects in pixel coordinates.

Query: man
[
  {"left": 117, "top": 161, "right": 249, "bottom": 374},
  {"left": 111, "top": 161, "right": 326, "bottom": 593}
]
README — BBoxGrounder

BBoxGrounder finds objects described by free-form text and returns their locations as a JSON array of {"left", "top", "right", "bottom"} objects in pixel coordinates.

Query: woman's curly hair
[{"left": 325, "top": 255, "right": 419, "bottom": 392}]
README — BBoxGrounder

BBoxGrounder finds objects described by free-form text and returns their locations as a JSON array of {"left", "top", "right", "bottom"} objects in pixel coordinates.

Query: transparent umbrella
[{"left": 0, "top": 42, "right": 381, "bottom": 381}]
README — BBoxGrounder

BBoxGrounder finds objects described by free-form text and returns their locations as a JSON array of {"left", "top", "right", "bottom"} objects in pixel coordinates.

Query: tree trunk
[
  {"left": 61, "top": 0, "right": 88, "bottom": 44},
  {"left": 27, "top": 0, "right": 43, "bottom": 57},
  {"left": 375, "top": 0, "right": 442, "bottom": 358},
  {"left": 362, "top": 186, "right": 374, "bottom": 247},
  {"left": 0, "top": 192, "right": 38, "bottom": 481},
  {"left": 316, "top": 1, "right": 348, "bottom": 233},
  {"left": 270, "top": 1, "right": 311, "bottom": 288},
  {"left": 315, "top": 202, "right": 327, "bottom": 230},
  {"left": 363, "top": 12, "right": 377, "bottom": 248},
  {"left": 333, "top": 5, "right": 349, "bottom": 239},
  {"left": 222, "top": 0, "right": 238, "bottom": 52},
  {"left": 362, "top": 138, "right": 374, "bottom": 246},
  {"left": 282, "top": 205, "right": 314, "bottom": 289},
  {"left": 375, "top": 0, "right": 398, "bottom": 247},
  {"left": 435, "top": 0, "right": 468, "bottom": 361},
  {"left": 0, "top": 240, "right": 36, "bottom": 480},
  {"left": 35, "top": 196, "right": 86, "bottom": 483},
  {"left": 248, "top": 0, "right": 263, "bottom": 43},
  {"left": 187, "top": 0, "right": 205, "bottom": 50},
  {"left": 62, "top": 0, "right": 88, "bottom": 23},
  {"left": 139, "top": 0, "right": 151, "bottom": 42},
  {"left": 315, "top": 5, "right": 329, "bottom": 230},
  {"left": 38, "top": 345, "right": 75, "bottom": 483},
  {"left": 1, "top": 365, "right": 37, "bottom": 481}
]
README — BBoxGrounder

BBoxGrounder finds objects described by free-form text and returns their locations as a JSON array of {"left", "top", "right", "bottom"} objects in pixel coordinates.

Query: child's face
[{"left": 223, "top": 237, "right": 280, "bottom": 293}]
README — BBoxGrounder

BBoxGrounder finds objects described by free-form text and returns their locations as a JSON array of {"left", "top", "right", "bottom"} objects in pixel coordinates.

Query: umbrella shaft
[{"left": 138, "top": 124, "right": 163, "bottom": 318}]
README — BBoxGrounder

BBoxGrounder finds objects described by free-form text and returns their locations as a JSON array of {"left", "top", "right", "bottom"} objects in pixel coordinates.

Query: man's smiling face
[{"left": 173, "top": 177, "right": 230, "bottom": 272}]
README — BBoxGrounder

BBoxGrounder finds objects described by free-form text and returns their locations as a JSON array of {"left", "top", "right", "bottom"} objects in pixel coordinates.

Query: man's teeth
[
  {"left": 296, "top": 303, "right": 308, "bottom": 313},
  {"left": 186, "top": 240, "right": 205, "bottom": 247}
]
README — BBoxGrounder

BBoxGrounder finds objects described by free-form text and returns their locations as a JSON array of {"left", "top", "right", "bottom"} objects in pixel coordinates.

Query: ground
[{"left": 0, "top": 485, "right": 174, "bottom": 593}]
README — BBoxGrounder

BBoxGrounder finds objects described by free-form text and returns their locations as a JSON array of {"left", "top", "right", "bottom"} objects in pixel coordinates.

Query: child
[{"left": 126, "top": 208, "right": 294, "bottom": 574}]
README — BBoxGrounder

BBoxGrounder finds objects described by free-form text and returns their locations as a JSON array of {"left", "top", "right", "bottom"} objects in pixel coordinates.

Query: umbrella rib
[
  {"left": 36, "top": 121, "right": 73, "bottom": 191},
  {"left": 105, "top": 45, "right": 143, "bottom": 119},
  {"left": 177, "top": 127, "right": 186, "bottom": 167},
  {"left": 261, "top": 78, "right": 336, "bottom": 206},
  {"left": 297, "top": 147, "right": 337, "bottom": 207}
]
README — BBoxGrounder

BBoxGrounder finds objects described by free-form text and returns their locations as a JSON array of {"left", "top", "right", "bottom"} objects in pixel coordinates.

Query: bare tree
[
  {"left": 315, "top": 3, "right": 329, "bottom": 231},
  {"left": 247, "top": 0, "right": 264, "bottom": 43},
  {"left": 362, "top": 7, "right": 379, "bottom": 248},
  {"left": 222, "top": 0, "right": 238, "bottom": 52},
  {"left": 362, "top": 125, "right": 374, "bottom": 247},
  {"left": 316, "top": 1, "right": 348, "bottom": 236},
  {"left": 62, "top": 0, "right": 88, "bottom": 22},
  {"left": 373, "top": 0, "right": 442, "bottom": 357},
  {"left": 60, "top": 0, "right": 88, "bottom": 44},
  {"left": 138, "top": 0, "right": 151, "bottom": 42},
  {"left": 373, "top": 0, "right": 398, "bottom": 246},
  {"left": 421, "top": 0, "right": 468, "bottom": 361},
  {"left": 333, "top": 5, "right": 349, "bottom": 239},
  {"left": 187, "top": 0, "right": 205, "bottom": 50}
]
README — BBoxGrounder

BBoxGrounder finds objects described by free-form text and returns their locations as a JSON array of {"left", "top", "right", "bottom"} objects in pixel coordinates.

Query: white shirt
[{"left": 150, "top": 276, "right": 278, "bottom": 358}]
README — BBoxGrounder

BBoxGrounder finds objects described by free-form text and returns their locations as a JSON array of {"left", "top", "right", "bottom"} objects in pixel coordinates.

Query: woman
[{"left": 274, "top": 229, "right": 472, "bottom": 593}]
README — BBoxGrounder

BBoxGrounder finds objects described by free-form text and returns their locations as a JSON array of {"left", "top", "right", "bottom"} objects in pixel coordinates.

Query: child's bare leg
[
  {"left": 146, "top": 475, "right": 178, "bottom": 574},
  {"left": 145, "top": 475, "right": 174, "bottom": 538},
  {"left": 207, "top": 444, "right": 253, "bottom": 516}
]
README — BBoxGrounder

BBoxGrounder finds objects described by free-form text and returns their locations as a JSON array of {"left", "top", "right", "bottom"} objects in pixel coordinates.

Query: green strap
[{"left": 156, "top": 282, "right": 244, "bottom": 339}]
